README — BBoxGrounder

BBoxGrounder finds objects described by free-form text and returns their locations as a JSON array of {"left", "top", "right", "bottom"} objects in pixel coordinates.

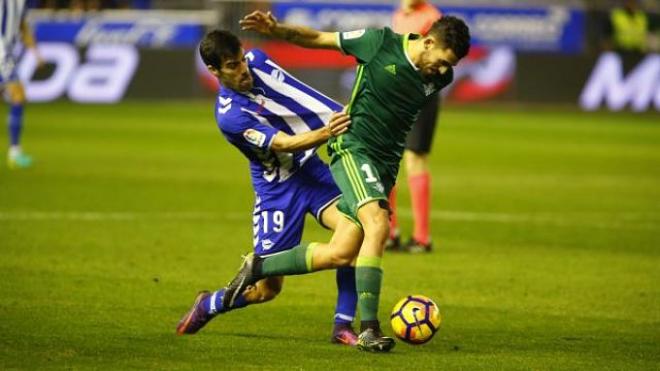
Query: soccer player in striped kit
[
  {"left": 177, "top": 30, "right": 359, "bottom": 346},
  {"left": 0, "top": 0, "right": 43, "bottom": 169}
]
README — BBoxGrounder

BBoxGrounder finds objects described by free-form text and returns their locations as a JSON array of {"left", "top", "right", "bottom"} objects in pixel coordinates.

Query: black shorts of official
[{"left": 406, "top": 96, "right": 441, "bottom": 154}]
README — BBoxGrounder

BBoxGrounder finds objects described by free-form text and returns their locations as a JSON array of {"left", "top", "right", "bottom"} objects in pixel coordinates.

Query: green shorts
[{"left": 328, "top": 135, "right": 397, "bottom": 226}]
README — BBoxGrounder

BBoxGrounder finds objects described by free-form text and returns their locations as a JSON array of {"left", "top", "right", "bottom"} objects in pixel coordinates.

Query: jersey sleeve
[
  {"left": 244, "top": 48, "right": 268, "bottom": 67},
  {"left": 337, "top": 28, "right": 385, "bottom": 64},
  {"left": 218, "top": 112, "right": 280, "bottom": 151}
]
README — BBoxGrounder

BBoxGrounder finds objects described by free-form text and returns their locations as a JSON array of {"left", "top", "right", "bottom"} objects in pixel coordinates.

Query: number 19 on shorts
[{"left": 257, "top": 210, "right": 285, "bottom": 234}]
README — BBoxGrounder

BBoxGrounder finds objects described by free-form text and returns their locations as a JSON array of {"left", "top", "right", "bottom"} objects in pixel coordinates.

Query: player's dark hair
[
  {"left": 199, "top": 30, "right": 242, "bottom": 69},
  {"left": 428, "top": 16, "right": 471, "bottom": 59}
]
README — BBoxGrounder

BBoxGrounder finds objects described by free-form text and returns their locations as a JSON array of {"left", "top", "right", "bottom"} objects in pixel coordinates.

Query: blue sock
[
  {"left": 201, "top": 288, "right": 250, "bottom": 315},
  {"left": 8, "top": 104, "right": 24, "bottom": 146},
  {"left": 334, "top": 266, "right": 357, "bottom": 325}
]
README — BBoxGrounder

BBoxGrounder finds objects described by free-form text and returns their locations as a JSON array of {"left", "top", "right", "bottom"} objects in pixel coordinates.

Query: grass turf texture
[{"left": 0, "top": 102, "right": 658, "bottom": 370}]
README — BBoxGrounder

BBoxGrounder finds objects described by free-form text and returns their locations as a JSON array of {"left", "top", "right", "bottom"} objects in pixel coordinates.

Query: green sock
[
  {"left": 356, "top": 256, "right": 383, "bottom": 322},
  {"left": 261, "top": 243, "right": 317, "bottom": 276}
]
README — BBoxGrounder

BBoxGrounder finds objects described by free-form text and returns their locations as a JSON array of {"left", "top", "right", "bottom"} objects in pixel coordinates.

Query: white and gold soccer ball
[{"left": 390, "top": 294, "right": 441, "bottom": 344}]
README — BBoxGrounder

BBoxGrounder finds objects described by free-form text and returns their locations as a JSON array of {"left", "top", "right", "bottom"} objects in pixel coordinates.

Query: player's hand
[
  {"left": 326, "top": 111, "right": 351, "bottom": 137},
  {"left": 240, "top": 10, "right": 278, "bottom": 35}
]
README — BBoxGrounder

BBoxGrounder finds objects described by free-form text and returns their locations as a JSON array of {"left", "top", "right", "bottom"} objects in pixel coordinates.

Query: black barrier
[
  {"left": 17, "top": 43, "right": 660, "bottom": 112},
  {"left": 516, "top": 54, "right": 596, "bottom": 104},
  {"left": 516, "top": 52, "right": 660, "bottom": 112},
  {"left": 124, "top": 50, "right": 206, "bottom": 100}
]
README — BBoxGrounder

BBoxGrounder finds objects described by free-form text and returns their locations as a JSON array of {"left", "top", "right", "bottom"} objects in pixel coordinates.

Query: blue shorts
[{"left": 252, "top": 156, "right": 341, "bottom": 256}]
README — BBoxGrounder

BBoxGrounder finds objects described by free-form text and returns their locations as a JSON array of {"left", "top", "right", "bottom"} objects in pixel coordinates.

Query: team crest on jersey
[
  {"left": 244, "top": 129, "right": 267, "bottom": 147},
  {"left": 261, "top": 239, "right": 274, "bottom": 250},
  {"left": 343, "top": 30, "right": 365, "bottom": 40},
  {"left": 423, "top": 83, "right": 436, "bottom": 96}
]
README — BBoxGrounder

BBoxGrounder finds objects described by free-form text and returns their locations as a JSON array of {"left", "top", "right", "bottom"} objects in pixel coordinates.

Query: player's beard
[
  {"left": 419, "top": 52, "right": 440, "bottom": 82},
  {"left": 238, "top": 74, "right": 253, "bottom": 91}
]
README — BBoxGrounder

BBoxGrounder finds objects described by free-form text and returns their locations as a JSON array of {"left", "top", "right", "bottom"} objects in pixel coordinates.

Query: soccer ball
[{"left": 390, "top": 295, "right": 441, "bottom": 344}]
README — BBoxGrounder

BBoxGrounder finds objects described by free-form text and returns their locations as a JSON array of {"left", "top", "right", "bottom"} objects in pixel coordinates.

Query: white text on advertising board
[
  {"left": 580, "top": 52, "right": 660, "bottom": 112},
  {"left": 18, "top": 43, "right": 138, "bottom": 103}
]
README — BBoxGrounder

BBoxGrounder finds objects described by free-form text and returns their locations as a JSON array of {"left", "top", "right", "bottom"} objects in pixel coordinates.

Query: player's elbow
[{"left": 270, "top": 135, "right": 292, "bottom": 152}]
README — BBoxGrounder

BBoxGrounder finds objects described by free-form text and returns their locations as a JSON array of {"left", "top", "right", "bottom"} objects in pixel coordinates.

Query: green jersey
[
  {"left": 332, "top": 27, "right": 454, "bottom": 165},
  {"left": 327, "top": 27, "right": 454, "bottom": 223}
]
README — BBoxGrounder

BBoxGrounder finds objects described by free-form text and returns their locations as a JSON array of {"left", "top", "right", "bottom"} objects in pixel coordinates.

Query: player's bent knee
[
  {"left": 362, "top": 209, "right": 390, "bottom": 239},
  {"left": 326, "top": 240, "right": 358, "bottom": 266},
  {"left": 329, "top": 250, "right": 355, "bottom": 267}
]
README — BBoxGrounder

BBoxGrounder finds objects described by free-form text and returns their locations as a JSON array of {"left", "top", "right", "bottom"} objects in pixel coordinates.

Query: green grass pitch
[{"left": 0, "top": 102, "right": 658, "bottom": 370}]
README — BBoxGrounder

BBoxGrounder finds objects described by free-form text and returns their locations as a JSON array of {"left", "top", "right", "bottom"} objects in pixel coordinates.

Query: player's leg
[
  {"left": 245, "top": 276, "right": 283, "bottom": 303},
  {"left": 322, "top": 141, "right": 396, "bottom": 352},
  {"left": 5, "top": 81, "right": 32, "bottom": 169},
  {"left": 404, "top": 149, "right": 431, "bottom": 248},
  {"left": 353, "top": 200, "right": 396, "bottom": 352},
  {"left": 177, "top": 189, "right": 306, "bottom": 335},
  {"left": 221, "top": 146, "right": 396, "bottom": 353},
  {"left": 221, "top": 207, "right": 364, "bottom": 309},
  {"left": 306, "top": 161, "right": 359, "bottom": 345},
  {"left": 403, "top": 97, "right": 440, "bottom": 252},
  {"left": 315, "top": 199, "right": 359, "bottom": 345},
  {"left": 331, "top": 264, "right": 358, "bottom": 345},
  {"left": 247, "top": 152, "right": 376, "bottom": 276},
  {"left": 206, "top": 276, "right": 284, "bottom": 313},
  {"left": 220, "top": 142, "right": 379, "bottom": 317},
  {"left": 385, "top": 186, "right": 402, "bottom": 251},
  {"left": 237, "top": 213, "right": 362, "bottom": 278},
  {"left": 204, "top": 276, "right": 283, "bottom": 317},
  {"left": 176, "top": 276, "right": 284, "bottom": 336}
]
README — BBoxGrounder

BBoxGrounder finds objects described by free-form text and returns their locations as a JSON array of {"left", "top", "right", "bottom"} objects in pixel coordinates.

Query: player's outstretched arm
[
  {"left": 240, "top": 10, "right": 340, "bottom": 51},
  {"left": 271, "top": 111, "right": 350, "bottom": 152}
]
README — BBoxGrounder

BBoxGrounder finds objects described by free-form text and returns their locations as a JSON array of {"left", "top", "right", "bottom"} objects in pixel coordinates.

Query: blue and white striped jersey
[
  {"left": 0, "top": 0, "right": 27, "bottom": 82},
  {"left": 215, "top": 48, "right": 342, "bottom": 190}
]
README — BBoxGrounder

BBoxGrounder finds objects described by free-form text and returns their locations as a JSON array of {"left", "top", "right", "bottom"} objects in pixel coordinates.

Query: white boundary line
[{"left": 0, "top": 211, "right": 240, "bottom": 221}]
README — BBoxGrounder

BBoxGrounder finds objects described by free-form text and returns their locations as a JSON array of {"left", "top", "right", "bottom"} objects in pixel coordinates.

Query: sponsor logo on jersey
[
  {"left": 217, "top": 96, "right": 233, "bottom": 114},
  {"left": 261, "top": 239, "right": 274, "bottom": 250},
  {"left": 243, "top": 129, "right": 267, "bottom": 147},
  {"left": 384, "top": 64, "right": 396, "bottom": 75},
  {"left": 342, "top": 29, "right": 365, "bottom": 40},
  {"left": 270, "top": 68, "right": 285, "bottom": 83},
  {"left": 423, "top": 83, "right": 436, "bottom": 96}
]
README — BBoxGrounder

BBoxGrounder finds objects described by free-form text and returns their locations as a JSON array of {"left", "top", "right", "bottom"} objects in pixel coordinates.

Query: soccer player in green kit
[{"left": 223, "top": 10, "right": 470, "bottom": 352}]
